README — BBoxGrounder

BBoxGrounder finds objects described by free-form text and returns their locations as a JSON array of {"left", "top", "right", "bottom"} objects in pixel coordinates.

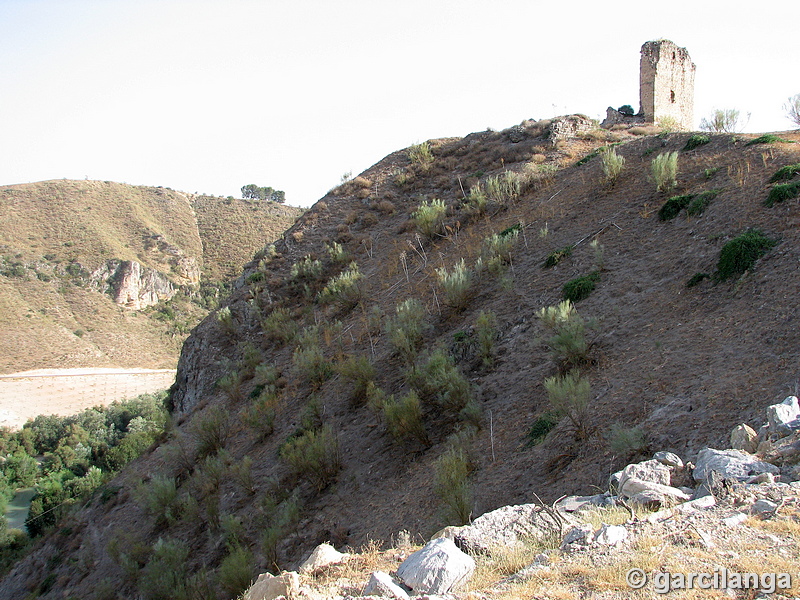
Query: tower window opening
[{"left": 670, "top": 90, "right": 676, "bottom": 103}]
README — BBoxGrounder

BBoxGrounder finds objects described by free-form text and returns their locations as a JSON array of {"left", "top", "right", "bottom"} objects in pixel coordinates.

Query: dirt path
[{"left": 0, "top": 368, "right": 176, "bottom": 429}]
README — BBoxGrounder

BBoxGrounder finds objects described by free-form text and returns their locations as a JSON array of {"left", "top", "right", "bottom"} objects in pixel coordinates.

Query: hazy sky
[{"left": 2, "top": 1, "right": 797, "bottom": 207}]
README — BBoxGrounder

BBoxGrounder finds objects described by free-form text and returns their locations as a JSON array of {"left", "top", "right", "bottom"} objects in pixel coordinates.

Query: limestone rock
[
  {"left": 396, "top": 538, "right": 475, "bottom": 594},
  {"left": 594, "top": 524, "right": 628, "bottom": 546},
  {"left": 767, "top": 396, "right": 800, "bottom": 436},
  {"left": 299, "top": 543, "right": 349, "bottom": 573},
  {"left": 555, "top": 494, "right": 614, "bottom": 513},
  {"left": 616, "top": 459, "right": 671, "bottom": 491},
  {"left": 242, "top": 571, "right": 300, "bottom": 600},
  {"left": 751, "top": 499, "right": 778, "bottom": 516},
  {"left": 450, "top": 503, "right": 561, "bottom": 554},
  {"left": 92, "top": 259, "right": 177, "bottom": 310},
  {"left": 653, "top": 451, "right": 684, "bottom": 468},
  {"left": 620, "top": 477, "right": 690, "bottom": 505},
  {"left": 560, "top": 524, "right": 594, "bottom": 550},
  {"left": 363, "top": 571, "right": 410, "bottom": 600},
  {"left": 693, "top": 448, "right": 780, "bottom": 483},
  {"left": 730, "top": 424, "right": 758, "bottom": 453}
]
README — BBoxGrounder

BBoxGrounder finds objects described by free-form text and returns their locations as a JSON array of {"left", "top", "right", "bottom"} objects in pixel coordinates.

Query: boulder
[
  {"left": 730, "top": 424, "right": 758, "bottom": 453},
  {"left": 396, "top": 538, "right": 475, "bottom": 594},
  {"left": 299, "top": 543, "right": 348, "bottom": 573},
  {"left": 767, "top": 396, "right": 800, "bottom": 435},
  {"left": 619, "top": 477, "right": 690, "bottom": 504},
  {"left": 450, "top": 503, "right": 561, "bottom": 554},
  {"left": 555, "top": 494, "right": 614, "bottom": 513},
  {"left": 242, "top": 571, "right": 300, "bottom": 600},
  {"left": 364, "top": 571, "right": 410, "bottom": 600},
  {"left": 693, "top": 448, "right": 780, "bottom": 482},
  {"left": 653, "top": 451, "right": 684, "bottom": 468},
  {"left": 616, "top": 459, "right": 671, "bottom": 491}
]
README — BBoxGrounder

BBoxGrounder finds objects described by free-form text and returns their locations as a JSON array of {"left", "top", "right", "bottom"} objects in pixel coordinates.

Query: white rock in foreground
[
  {"left": 299, "top": 542, "right": 349, "bottom": 573},
  {"left": 396, "top": 537, "right": 475, "bottom": 594},
  {"left": 363, "top": 571, "right": 410, "bottom": 600},
  {"left": 242, "top": 571, "right": 300, "bottom": 600}
]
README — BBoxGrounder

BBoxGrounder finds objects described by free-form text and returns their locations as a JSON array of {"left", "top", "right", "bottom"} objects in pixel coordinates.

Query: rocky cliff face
[{"left": 92, "top": 260, "right": 177, "bottom": 310}]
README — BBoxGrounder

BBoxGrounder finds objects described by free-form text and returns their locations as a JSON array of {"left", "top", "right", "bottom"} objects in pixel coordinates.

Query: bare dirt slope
[
  {"left": 1, "top": 121, "right": 798, "bottom": 599},
  {"left": 0, "top": 180, "right": 302, "bottom": 373}
]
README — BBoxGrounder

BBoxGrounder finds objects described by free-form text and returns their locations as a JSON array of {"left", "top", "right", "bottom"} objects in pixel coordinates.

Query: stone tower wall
[{"left": 639, "top": 40, "right": 695, "bottom": 130}]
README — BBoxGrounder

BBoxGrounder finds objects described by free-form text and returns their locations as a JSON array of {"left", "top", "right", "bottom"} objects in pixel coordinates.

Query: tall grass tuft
[
  {"left": 600, "top": 147, "right": 625, "bottom": 184},
  {"left": 544, "top": 369, "right": 591, "bottom": 440},
  {"left": 385, "top": 298, "right": 429, "bottom": 364},
  {"left": 280, "top": 425, "right": 341, "bottom": 491},
  {"left": 413, "top": 199, "right": 447, "bottom": 238},
  {"left": 651, "top": 152, "right": 678, "bottom": 192},
  {"left": 435, "top": 259, "right": 472, "bottom": 310},
  {"left": 538, "top": 300, "right": 593, "bottom": 369},
  {"left": 383, "top": 391, "right": 429, "bottom": 445},
  {"left": 434, "top": 448, "right": 472, "bottom": 525}
]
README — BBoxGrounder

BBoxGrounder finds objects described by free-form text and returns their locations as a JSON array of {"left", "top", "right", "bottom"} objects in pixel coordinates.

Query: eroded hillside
[
  {"left": 0, "top": 180, "right": 302, "bottom": 373},
  {"left": 1, "top": 120, "right": 798, "bottom": 599}
]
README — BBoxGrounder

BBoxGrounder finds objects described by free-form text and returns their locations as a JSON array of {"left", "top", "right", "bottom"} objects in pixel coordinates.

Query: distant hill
[
  {"left": 0, "top": 180, "right": 302, "bottom": 373},
  {"left": 2, "top": 120, "right": 799, "bottom": 599}
]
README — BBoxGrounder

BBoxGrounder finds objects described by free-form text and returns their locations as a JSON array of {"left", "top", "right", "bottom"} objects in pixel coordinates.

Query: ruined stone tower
[{"left": 639, "top": 39, "right": 695, "bottom": 130}]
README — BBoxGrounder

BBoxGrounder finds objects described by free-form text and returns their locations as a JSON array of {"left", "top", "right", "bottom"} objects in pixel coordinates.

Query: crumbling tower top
[{"left": 639, "top": 39, "right": 695, "bottom": 130}]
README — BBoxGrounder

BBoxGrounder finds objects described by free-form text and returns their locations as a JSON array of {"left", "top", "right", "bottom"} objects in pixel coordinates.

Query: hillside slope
[
  {"left": 1, "top": 120, "right": 798, "bottom": 599},
  {"left": 0, "top": 180, "right": 302, "bottom": 373}
]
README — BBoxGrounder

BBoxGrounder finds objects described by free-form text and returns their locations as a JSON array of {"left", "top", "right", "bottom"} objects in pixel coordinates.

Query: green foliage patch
[
  {"left": 766, "top": 181, "right": 800, "bottom": 207},
  {"left": 562, "top": 271, "right": 600, "bottom": 303},
  {"left": 682, "top": 134, "right": 711, "bottom": 151},
  {"left": 716, "top": 229, "right": 777, "bottom": 281}
]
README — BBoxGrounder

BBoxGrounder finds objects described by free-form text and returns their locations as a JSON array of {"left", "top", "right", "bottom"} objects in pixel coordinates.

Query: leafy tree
[{"left": 241, "top": 184, "right": 286, "bottom": 204}]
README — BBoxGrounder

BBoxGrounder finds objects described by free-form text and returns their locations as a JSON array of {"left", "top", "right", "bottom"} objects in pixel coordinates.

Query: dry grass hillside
[
  {"left": 0, "top": 180, "right": 302, "bottom": 374},
  {"left": 1, "top": 120, "right": 798, "bottom": 599}
]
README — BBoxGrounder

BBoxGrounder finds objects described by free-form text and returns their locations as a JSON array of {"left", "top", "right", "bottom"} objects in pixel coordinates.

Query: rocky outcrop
[{"left": 93, "top": 260, "right": 177, "bottom": 310}]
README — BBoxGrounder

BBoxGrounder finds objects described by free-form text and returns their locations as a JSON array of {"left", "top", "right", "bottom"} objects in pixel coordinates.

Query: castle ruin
[{"left": 603, "top": 39, "right": 696, "bottom": 130}]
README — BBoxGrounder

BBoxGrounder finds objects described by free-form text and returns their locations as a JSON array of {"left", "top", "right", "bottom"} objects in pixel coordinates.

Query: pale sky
[{"left": 1, "top": 1, "right": 797, "bottom": 207}]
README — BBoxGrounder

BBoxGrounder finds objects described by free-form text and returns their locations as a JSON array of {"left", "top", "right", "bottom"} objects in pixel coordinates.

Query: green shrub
[
  {"left": 746, "top": 134, "right": 793, "bottom": 146},
  {"left": 538, "top": 300, "right": 593, "bottom": 368},
  {"left": 682, "top": 134, "right": 710, "bottom": 151},
  {"left": 651, "top": 152, "right": 678, "bottom": 192},
  {"left": 525, "top": 412, "right": 560, "bottom": 447},
  {"left": 544, "top": 370, "right": 591, "bottom": 440},
  {"left": 262, "top": 307, "right": 297, "bottom": 344},
  {"left": 475, "top": 310, "right": 498, "bottom": 369},
  {"left": 137, "top": 476, "right": 178, "bottom": 529},
  {"left": 769, "top": 163, "right": 800, "bottom": 183},
  {"left": 608, "top": 424, "right": 647, "bottom": 455},
  {"left": 215, "top": 306, "right": 235, "bottom": 335},
  {"left": 407, "top": 349, "right": 472, "bottom": 412},
  {"left": 383, "top": 391, "right": 429, "bottom": 445},
  {"left": 290, "top": 255, "right": 323, "bottom": 280},
  {"left": 413, "top": 199, "right": 447, "bottom": 238},
  {"left": 766, "top": 181, "right": 800, "bottom": 207},
  {"left": 481, "top": 228, "right": 519, "bottom": 272},
  {"left": 658, "top": 193, "right": 693, "bottom": 220},
  {"left": 325, "top": 241, "right": 350, "bottom": 264},
  {"left": 716, "top": 229, "right": 777, "bottom": 281},
  {"left": 292, "top": 326, "right": 333, "bottom": 385},
  {"left": 466, "top": 184, "right": 487, "bottom": 214},
  {"left": 600, "top": 146, "right": 625, "bottom": 183},
  {"left": 215, "top": 371, "right": 242, "bottom": 401},
  {"left": 562, "top": 271, "right": 600, "bottom": 303},
  {"left": 218, "top": 545, "right": 254, "bottom": 598},
  {"left": 318, "top": 262, "right": 363, "bottom": 309},
  {"left": 280, "top": 425, "right": 341, "bottom": 491},
  {"left": 386, "top": 298, "right": 429, "bottom": 364},
  {"left": 336, "top": 355, "right": 376, "bottom": 404},
  {"left": 543, "top": 245, "right": 573, "bottom": 268},
  {"left": 138, "top": 537, "right": 189, "bottom": 600},
  {"left": 686, "top": 190, "right": 719, "bottom": 216},
  {"left": 434, "top": 449, "right": 472, "bottom": 525},
  {"left": 704, "top": 167, "right": 719, "bottom": 179},
  {"left": 241, "top": 393, "right": 277, "bottom": 441},
  {"left": 408, "top": 141, "right": 434, "bottom": 170},
  {"left": 192, "top": 406, "right": 230, "bottom": 460},
  {"left": 435, "top": 259, "right": 472, "bottom": 310},
  {"left": 485, "top": 171, "right": 522, "bottom": 204}
]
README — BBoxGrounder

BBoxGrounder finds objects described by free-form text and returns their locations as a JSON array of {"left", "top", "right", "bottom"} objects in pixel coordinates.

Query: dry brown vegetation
[
  {"left": 0, "top": 180, "right": 302, "bottom": 373},
  {"left": 2, "top": 122, "right": 800, "bottom": 599}
]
